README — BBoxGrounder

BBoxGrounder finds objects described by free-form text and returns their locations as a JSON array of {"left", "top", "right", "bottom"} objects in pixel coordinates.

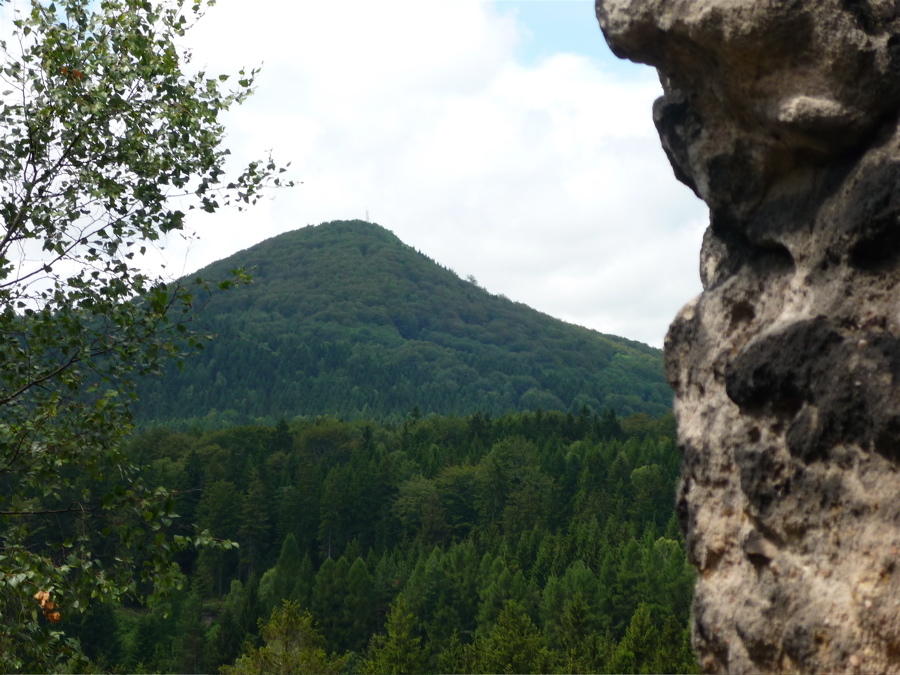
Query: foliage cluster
[
  {"left": 64, "top": 408, "right": 697, "bottom": 674},
  {"left": 137, "top": 221, "right": 671, "bottom": 427},
  {"left": 0, "top": 0, "right": 287, "bottom": 669}
]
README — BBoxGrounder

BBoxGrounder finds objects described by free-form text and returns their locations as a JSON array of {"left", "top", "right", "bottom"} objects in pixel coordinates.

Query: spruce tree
[
  {"left": 222, "top": 601, "right": 345, "bottom": 675},
  {"left": 607, "top": 603, "right": 660, "bottom": 674},
  {"left": 275, "top": 535, "right": 304, "bottom": 603},
  {"left": 344, "top": 558, "right": 377, "bottom": 653},
  {"left": 240, "top": 469, "right": 272, "bottom": 579},
  {"left": 477, "top": 600, "right": 546, "bottom": 675},
  {"left": 361, "top": 594, "right": 428, "bottom": 675}
]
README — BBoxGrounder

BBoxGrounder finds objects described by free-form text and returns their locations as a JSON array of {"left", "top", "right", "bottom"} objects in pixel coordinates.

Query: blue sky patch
[{"left": 496, "top": 0, "right": 653, "bottom": 79}]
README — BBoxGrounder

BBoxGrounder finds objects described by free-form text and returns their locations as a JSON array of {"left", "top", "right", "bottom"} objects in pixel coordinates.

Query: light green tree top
[{"left": 222, "top": 601, "right": 346, "bottom": 675}]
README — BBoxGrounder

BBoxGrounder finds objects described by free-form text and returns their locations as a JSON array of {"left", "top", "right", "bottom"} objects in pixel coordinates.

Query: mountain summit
[{"left": 137, "top": 220, "right": 670, "bottom": 426}]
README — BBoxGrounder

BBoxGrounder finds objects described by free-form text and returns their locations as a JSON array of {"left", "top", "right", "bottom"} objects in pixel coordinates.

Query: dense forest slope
[
  {"left": 66, "top": 409, "right": 696, "bottom": 673},
  {"left": 137, "top": 220, "right": 669, "bottom": 426}
]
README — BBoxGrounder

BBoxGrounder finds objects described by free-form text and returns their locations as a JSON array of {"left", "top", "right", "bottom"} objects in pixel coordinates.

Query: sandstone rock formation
[{"left": 595, "top": 1, "right": 900, "bottom": 672}]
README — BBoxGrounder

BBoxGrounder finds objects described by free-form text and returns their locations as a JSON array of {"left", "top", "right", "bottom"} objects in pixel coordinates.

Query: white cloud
[{"left": 161, "top": 0, "right": 708, "bottom": 347}]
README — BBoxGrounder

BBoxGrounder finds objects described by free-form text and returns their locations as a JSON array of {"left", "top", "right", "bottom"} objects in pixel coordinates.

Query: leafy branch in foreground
[{"left": 0, "top": 0, "right": 290, "bottom": 669}]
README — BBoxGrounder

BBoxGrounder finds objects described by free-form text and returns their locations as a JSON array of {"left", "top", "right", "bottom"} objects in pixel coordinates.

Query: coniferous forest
[
  {"left": 135, "top": 221, "right": 671, "bottom": 428},
  {"left": 3, "top": 220, "right": 695, "bottom": 673},
  {"left": 41, "top": 223, "right": 696, "bottom": 673},
  {"left": 59, "top": 408, "right": 698, "bottom": 674}
]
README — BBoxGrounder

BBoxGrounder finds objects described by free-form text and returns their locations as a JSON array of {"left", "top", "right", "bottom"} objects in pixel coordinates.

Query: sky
[{"left": 7, "top": 0, "right": 710, "bottom": 348}]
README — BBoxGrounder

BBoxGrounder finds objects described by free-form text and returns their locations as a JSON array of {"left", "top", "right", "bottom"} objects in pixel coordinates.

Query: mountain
[{"left": 136, "top": 220, "right": 671, "bottom": 426}]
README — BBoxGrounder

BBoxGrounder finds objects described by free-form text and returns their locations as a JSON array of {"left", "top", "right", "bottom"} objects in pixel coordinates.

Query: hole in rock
[
  {"left": 842, "top": 0, "right": 883, "bottom": 34},
  {"left": 848, "top": 218, "right": 900, "bottom": 271},
  {"left": 754, "top": 242, "right": 795, "bottom": 273},
  {"left": 729, "top": 300, "right": 756, "bottom": 331}
]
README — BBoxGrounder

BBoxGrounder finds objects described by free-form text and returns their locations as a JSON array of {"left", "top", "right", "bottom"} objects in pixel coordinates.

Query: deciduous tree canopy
[{"left": 0, "top": 0, "right": 287, "bottom": 668}]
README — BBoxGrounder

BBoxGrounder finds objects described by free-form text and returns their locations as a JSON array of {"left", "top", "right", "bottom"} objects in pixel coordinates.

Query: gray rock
[
  {"left": 598, "top": 0, "right": 900, "bottom": 219},
  {"left": 595, "top": 0, "right": 900, "bottom": 671}
]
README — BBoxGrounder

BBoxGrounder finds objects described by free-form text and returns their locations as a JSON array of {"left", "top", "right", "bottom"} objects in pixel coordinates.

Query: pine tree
[
  {"left": 275, "top": 535, "right": 305, "bottom": 601},
  {"left": 312, "top": 556, "right": 352, "bottom": 652},
  {"left": 559, "top": 592, "right": 613, "bottom": 673},
  {"left": 540, "top": 575, "right": 567, "bottom": 650},
  {"left": 613, "top": 537, "right": 646, "bottom": 632},
  {"left": 649, "top": 615, "right": 700, "bottom": 674},
  {"left": 477, "top": 600, "right": 546, "bottom": 675},
  {"left": 204, "top": 603, "right": 242, "bottom": 672},
  {"left": 477, "top": 556, "right": 513, "bottom": 630},
  {"left": 222, "top": 601, "right": 346, "bottom": 675},
  {"left": 272, "top": 418, "right": 293, "bottom": 454},
  {"left": 560, "top": 560, "right": 606, "bottom": 632},
  {"left": 361, "top": 594, "right": 428, "bottom": 675},
  {"left": 292, "top": 553, "right": 315, "bottom": 609},
  {"left": 445, "top": 539, "right": 481, "bottom": 639},
  {"left": 259, "top": 534, "right": 304, "bottom": 619},
  {"left": 240, "top": 469, "right": 272, "bottom": 579},
  {"left": 598, "top": 408, "right": 624, "bottom": 440},
  {"left": 196, "top": 481, "right": 243, "bottom": 594},
  {"left": 344, "top": 558, "right": 377, "bottom": 653},
  {"left": 607, "top": 603, "right": 660, "bottom": 674},
  {"left": 173, "top": 591, "right": 207, "bottom": 674},
  {"left": 435, "top": 630, "right": 465, "bottom": 674},
  {"left": 235, "top": 575, "right": 263, "bottom": 645},
  {"left": 277, "top": 456, "right": 321, "bottom": 553},
  {"left": 318, "top": 468, "right": 346, "bottom": 559}
]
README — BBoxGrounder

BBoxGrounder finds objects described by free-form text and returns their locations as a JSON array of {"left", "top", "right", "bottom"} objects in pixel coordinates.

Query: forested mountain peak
[
  {"left": 196, "top": 219, "right": 494, "bottom": 330},
  {"left": 137, "top": 220, "right": 670, "bottom": 427}
]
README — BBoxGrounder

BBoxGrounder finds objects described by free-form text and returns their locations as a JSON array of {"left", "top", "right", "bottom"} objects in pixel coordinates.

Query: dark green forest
[
  {"left": 15, "top": 221, "right": 695, "bottom": 673},
  {"left": 0, "top": 2, "right": 695, "bottom": 671},
  {"left": 60, "top": 408, "right": 697, "bottom": 674},
  {"left": 136, "top": 221, "right": 670, "bottom": 428}
]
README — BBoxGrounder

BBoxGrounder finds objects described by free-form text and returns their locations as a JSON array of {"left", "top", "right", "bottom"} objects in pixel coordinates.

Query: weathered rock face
[{"left": 596, "top": 1, "right": 900, "bottom": 672}]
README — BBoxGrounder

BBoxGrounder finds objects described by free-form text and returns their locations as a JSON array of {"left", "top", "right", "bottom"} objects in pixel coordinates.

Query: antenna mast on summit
[{"left": 366, "top": 207, "right": 369, "bottom": 222}]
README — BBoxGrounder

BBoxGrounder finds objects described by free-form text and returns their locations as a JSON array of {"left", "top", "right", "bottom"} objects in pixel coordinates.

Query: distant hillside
[{"left": 136, "top": 220, "right": 670, "bottom": 426}]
